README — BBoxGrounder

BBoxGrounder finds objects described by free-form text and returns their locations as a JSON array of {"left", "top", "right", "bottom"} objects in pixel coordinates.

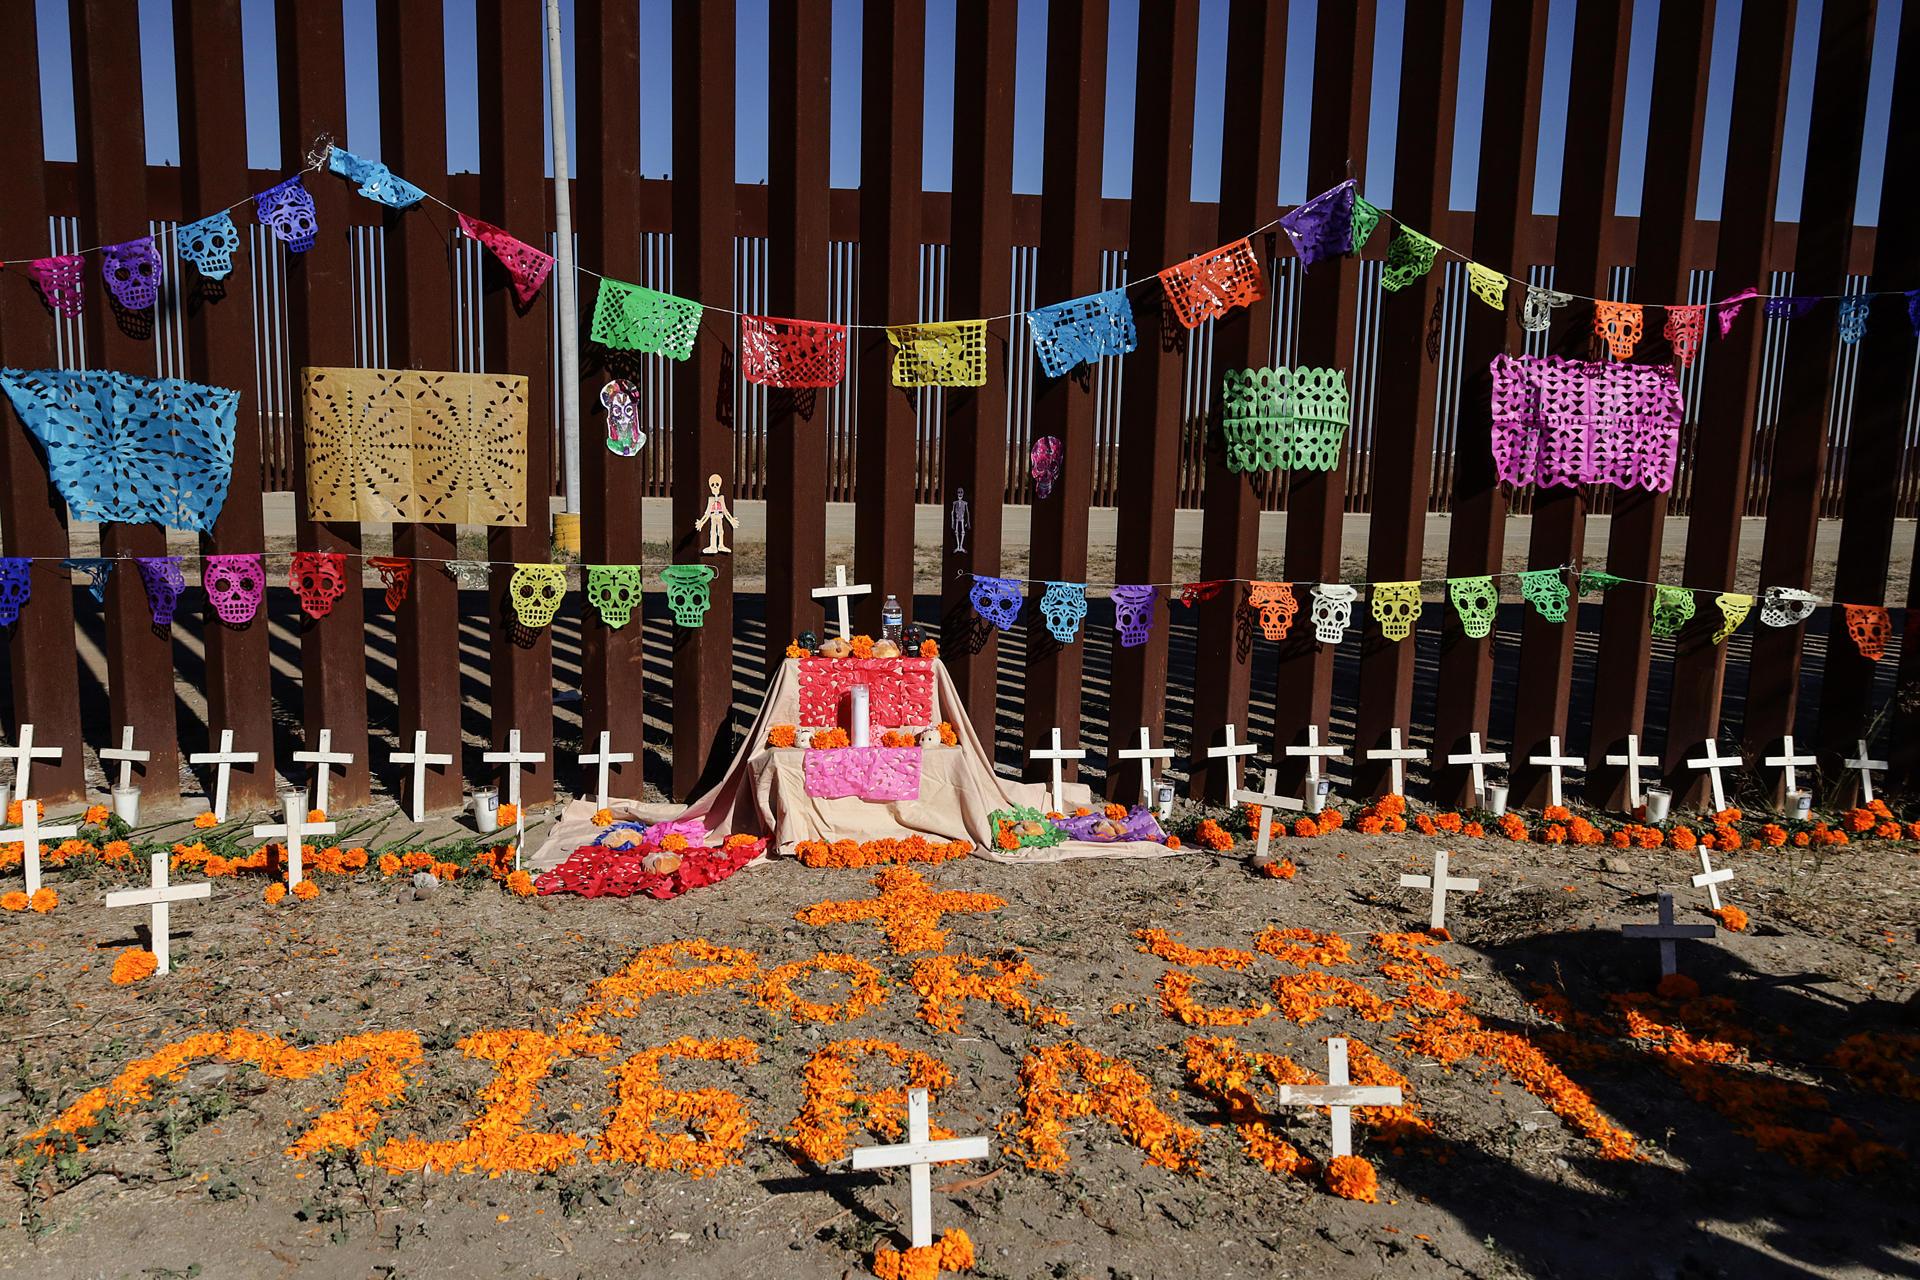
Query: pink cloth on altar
[{"left": 527, "top": 657, "right": 1182, "bottom": 868}]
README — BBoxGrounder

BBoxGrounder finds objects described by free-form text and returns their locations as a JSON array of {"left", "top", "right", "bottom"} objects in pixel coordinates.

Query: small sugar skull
[
  {"left": 256, "top": 175, "right": 319, "bottom": 253},
  {"left": 1371, "top": 582, "right": 1423, "bottom": 643},
  {"left": 1245, "top": 581, "right": 1298, "bottom": 641},
  {"left": 1030, "top": 435, "right": 1064, "bottom": 500},
  {"left": 290, "top": 551, "right": 347, "bottom": 620},
  {"left": 1039, "top": 581, "right": 1087, "bottom": 644},
  {"left": 103, "top": 237, "right": 162, "bottom": 311},
  {"left": 178, "top": 212, "right": 239, "bottom": 281},
  {"left": 659, "top": 563, "right": 717, "bottom": 628},
  {"left": 1309, "top": 583, "right": 1357, "bottom": 644},
  {"left": 510, "top": 564, "right": 568, "bottom": 629},
  {"left": 0, "top": 558, "right": 30, "bottom": 626},
  {"left": 203, "top": 553, "right": 264, "bottom": 626},
  {"left": 969, "top": 576, "right": 1023, "bottom": 630},
  {"left": 1110, "top": 585, "right": 1158, "bottom": 649},
  {"left": 587, "top": 565, "right": 643, "bottom": 629},
  {"left": 917, "top": 728, "right": 943, "bottom": 748},
  {"left": 1447, "top": 576, "right": 1498, "bottom": 639},
  {"left": 137, "top": 557, "right": 188, "bottom": 627},
  {"left": 600, "top": 379, "right": 645, "bottom": 456},
  {"left": 1760, "top": 586, "right": 1819, "bottom": 629}
]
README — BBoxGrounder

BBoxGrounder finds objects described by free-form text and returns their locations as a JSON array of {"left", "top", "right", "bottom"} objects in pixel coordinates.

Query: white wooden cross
[
  {"left": 1285, "top": 724, "right": 1346, "bottom": 792},
  {"left": 0, "top": 800, "right": 78, "bottom": 896},
  {"left": 1205, "top": 723, "right": 1260, "bottom": 798},
  {"left": 292, "top": 728, "right": 354, "bottom": 814},
  {"left": 0, "top": 724, "right": 64, "bottom": 802},
  {"left": 810, "top": 564, "right": 872, "bottom": 640},
  {"left": 1366, "top": 728, "right": 1426, "bottom": 797},
  {"left": 98, "top": 725, "right": 151, "bottom": 794},
  {"left": 252, "top": 790, "right": 337, "bottom": 888},
  {"left": 1762, "top": 735, "right": 1817, "bottom": 801},
  {"left": 579, "top": 730, "right": 635, "bottom": 810},
  {"left": 1446, "top": 733, "right": 1508, "bottom": 807},
  {"left": 1844, "top": 739, "right": 1887, "bottom": 805},
  {"left": 1685, "top": 740, "right": 1741, "bottom": 813},
  {"left": 1114, "top": 727, "right": 1174, "bottom": 807},
  {"left": 1604, "top": 734, "right": 1659, "bottom": 811},
  {"left": 1691, "top": 847, "right": 1735, "bottom": 911},
  {"left": 391, "top": 729, "right": 454, "bottom": 824},
  {"left": 188, "top": 729, "right": 260, "bottom": 823},
  {"left": 1527, "top": 735, "right": 1584, "bottom": 809},
  {"left": 1272, "top": 1038, "right": 1404, "bottom": 1159},
  {"left": 482, "top": 729, "right": 546, "bottom": 809},
  {"left": 1399, "top": 848, "right": 1480, "bottom": 931},
  {"left": 849, "top": 1088, "right": 990, "bottom": 1251},
  {"left": 1029, "top": 728, "right": 1085, "bottom": 814},
  {"left": 1234, "top": 767, "right": 1304, "bottom": 867},
  {"left": 1620, "top": 891, "right": 1715, "bottom": 977},
  {"left": 104, "top": 852, "right": 210, "bottom": 976}
]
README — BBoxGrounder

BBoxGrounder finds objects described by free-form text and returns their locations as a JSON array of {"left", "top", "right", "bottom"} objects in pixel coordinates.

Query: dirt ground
[{"left": 1, "top": 806, "right": 1917, "bottom": 1280}]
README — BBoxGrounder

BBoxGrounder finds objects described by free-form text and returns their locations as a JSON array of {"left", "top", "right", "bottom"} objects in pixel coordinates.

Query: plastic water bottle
[{"left": 881, "top": 594, "right": 904, "bottom": 643}]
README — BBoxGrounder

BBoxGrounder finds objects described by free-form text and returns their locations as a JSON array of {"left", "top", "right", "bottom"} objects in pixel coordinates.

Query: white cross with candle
[
  {"left": 1685, "top": 740, "right": 1741, "bottom": 814},
  {"left": 1691, "top": 847, "right": 1736, "bottom": 911},
  {"left": 1762, "top": 735, "right": 1817, "bottom": 802},
  {"left": 391, "top": 730, "right": 454, "bottom": 824},
  {"left": 1366, "top": 728, "right": 1426, "bottom": 798},
  {"left": 252, "top": 789, "right": 337, "bottom": 888},
  {"left": 1235, "top": 767, "right": 1304, "bottom": 868},
  {"left": 0, "top": 800, "right": 78, "bottom": 896},
  {"left": 482, "top": 729, "right": 546, "bottom": 810},
  {"left": 810, "top": 564, "right": 872, "bottom": 640},
  {"left": 1398, "top": 848, "right": 1480, "bottom": 931},
  {"left": 849, "top": 1088, "right": 990, "bottom": 1251},
  {"left": 1605, "top": 734, "right": 1659, "bottom": 811},
  {"left": 104, "top": 852, "right": 210, "bottom": 975},
  {"left": 292, "top": 728, "right": 354, "bottom": 815},
  {"left": 0, "top": 724, "right": 64, "bottom": 802},
  {"left": 1115, "top": 727, "right": 1174, "bottom": 807},
  {"left": 579, "top": 730, "right": 635, "bottom": 810},
  {"left": 1205, "top": 723, "right": 1260, "bottom": 798},
  {"left": 188, "top": 729, "right": 260, "bottom": 823},
  {"left": 1029, "top": 728, "right": 1085, "bottom": 814},
  {"left": 98, "top": 725, "right": 150, "bottom": 794},
  {"left": 1272, "top": 1038, "right": 1404, "bottom": 1159},
  {"left": 1446, "top": 733, "right": 1508, "bottom": 807},
  {"left": 1620, "top": 891, "right": 1715, "bottom": 978},
  {"left": 1527, "top": 735, "right": 1584, "bottom": 809},
  {"left": 1844, "top": 740, "right": 1886, "bottom": 805},
  {"left": 1285, "top": 725, "right": 1346, "bottom": 809}
]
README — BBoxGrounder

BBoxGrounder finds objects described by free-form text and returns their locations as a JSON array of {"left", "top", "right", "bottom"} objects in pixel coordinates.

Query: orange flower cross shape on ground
[{"left": 793, "top": 865, "right": 1005, "bottom": 954}]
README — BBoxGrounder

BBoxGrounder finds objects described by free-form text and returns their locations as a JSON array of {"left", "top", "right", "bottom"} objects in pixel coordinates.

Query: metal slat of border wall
[
  {"left": 1819, "top": 275, "right": 1871, "bottom": 517},
  {"left": 0, "top": 3, "right": 85, "bottom": 802},
  {"left": 1743, "top": 0, "right": 1880, "bottom": 799},
  {"left": 1745, "top": 268, "right": 1794, "bottom": 516}
]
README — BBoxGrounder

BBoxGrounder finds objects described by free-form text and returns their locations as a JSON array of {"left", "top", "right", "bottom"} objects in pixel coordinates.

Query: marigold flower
[
  {"left": 811, "top": 727, "right": 851, "bottom": 750},
  {"left": 849, "top": 634, "right": 875, "bottom": 659},
  {"left": 1462, "top": 821, "right": 1484, "bottom": 838},
  {"left": 193, "top": 811, "right": 220, "bottom": 829},
  {"left": 292, "top": 879, "right": 320, "bottom": 900},
  {"left": 936, "top": 721, "right": 959, "bottom": 746},
  {"left": 1325, "top": 1154, "right": 1381, "bottom": 1201},
  {"left": 505, "top": 869, "right": 536, "bottom": 897},
  {"left": 102, "top": 839, "right": 132, "bottom": 861},
  {"left": 0, "top": 890, "right": 27, "bottom": 912},
  {"left": 1259, "top": 858, "right": 1298, "bottom": 880},
  {"left": 263, "top": 883, "right": 286, "bottom": 905},
  {"left": 83, "top": 804, "right": 110, "bottom": 826},
  {"left": 767, "top": 723, "right": 798, "bottom": 749},
  {"left": 784, "top": 641, "right": 807, "bottom": 659},
  {"left": 1195, "top": 819, "right": 1234, "bottom": 852},
  {"left": 918, "top": 639, "right": 940, "bottom": 658},
  {"left": 110, "top": 948, "right": 158, "bottom": 985},
  {"left": 498, "top": 803, "right": 520, "bottom": 825},
  {"left": 1709, "top": 904, "right": 1748, "bottom": 932},
  {"left": 28, "top": 887, "right": 56, "bottom": 913}
]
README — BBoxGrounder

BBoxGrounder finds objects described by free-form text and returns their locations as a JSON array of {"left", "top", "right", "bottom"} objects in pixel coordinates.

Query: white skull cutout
[
  {"left": 1309, "top": 583, "right": 1357, "bottom": 644},
  {"left": 1760, "top": 586, "right": 1819, "bottom": 629},
  {"left": 1371, "top": 582, "right": 1423, "bottom": 643},
  {"left": 509, "top": 565, "right": 567, "bottom": 629}
]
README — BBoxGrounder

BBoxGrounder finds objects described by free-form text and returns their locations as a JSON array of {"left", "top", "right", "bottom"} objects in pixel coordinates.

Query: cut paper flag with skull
[
  {"left": 1759, "top": 585, "right": 1819, "bottom": 628},
  {"left": 739, "top": 315, "right": 848, "bottom": 388},
  {"left": 1038, "top": 581, "right": 1088, "bottom": 644},
  {"left": 1448, "top": 576, "right": 1498, "bottom": 638},
  {"left": 1844, "top": 604, "right": 1891, "bottom": 661},
  {"left": 1351, "top": 194, "right": 1384, "bottom": 253},
  {"left": 1837, "top": 296, "right": 1871, "bottom": 345},
  {"left": 0, "top": 558, "right": 30, "bottom": 626},
  {"left": 1592, "top": 300, "right": 1644, "bottom": 360},
  {"left": 658, "top": 564, "right": 717, "bottom": 629},
  {"left": 1712, "top": 592, "right": 1753, "bottom": 644},
  {"left": 1650, "top": 585, "right": 1696, "bottom": 638},
  {"left": 1380, "top": 226, "right": 1440, "bottom": 292},
  {"left": 1310, "top": 583, "right": 1357, "bottom": 644},
  {"left": 1371, "top": 582, "right": 1423, "bottom": 642},
  {"left": 888, "top": 322, "right": 988, "bottom": 388},
  {"left": 62, "top": 557, "right": 114, "bottom": 604},
  {"left": 368, "top": 557, "right": 412, "bottom": 611},
  {"left": 1026, "top": 290, "right": 1137, "bottom": 377},
  {"left": 176, "top": 212, "right": 241, "bottom": 281},
  {"left": 0, "top": 368, "right": 238, "bottom": 534},
  {"left": 1518, "top": 568, "right": 1570, "bottom": 622},
  {"left": 1158, "top": 238, "right": 1266, "bottom": 328},
  {"left": 1110, "top": 585, "right": 1159, "bottom": 648},
  {"left": 102, "top": 237, "right": 163, "bottom": 311},
  {"left": 969, "top": 576, "right": 1024, "bottom": 631},
  {"left": 255, "top": 174, "right": 319, "bottom": 253},
  {"left": 591, "top": 278, "right": 703, "bottom": 360},
  {"left": 326, "top": 146, "right": 428, "bottom": 208},
  {"left": 136, "top": 557, "right": 187, "bottom": 627},
  {"left": 1464, "top": 263, "right": 1506, "bottom": 310},
  {"left": 291, "top": 551, "right": 348, "bottom": 621},
  {"left": 1664, "top": 305, "right": 1707, "bottom": 367},
  {"left": 1245, "top": 581, "right": 1298, "bottom": 641},
  {"left": 586, "top": 565, "right": 645, "bottom": 629},
  {"left": 458, "top": 213, "right": 555, "bottom": 308},
  {"left": 25, "top": 255, "right": 86, "bottom": 318},
  {"left": 202, "top": 553, "right": 265, "bottom": 627},
  {"left": 1520, "top": 286, "right": 1572, "bottom": 332},
  {"left": 511, "top": 564, "right": 569, "bottom": 630}
]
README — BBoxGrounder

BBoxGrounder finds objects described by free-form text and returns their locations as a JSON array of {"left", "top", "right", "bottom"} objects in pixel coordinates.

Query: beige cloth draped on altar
[{"left": 528, "top": 657, "right": 1182, "bottom": 869}]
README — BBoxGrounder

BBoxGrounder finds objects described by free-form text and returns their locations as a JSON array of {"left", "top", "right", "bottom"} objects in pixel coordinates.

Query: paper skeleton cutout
[
  {"left": 1310, "top": 583, "right": 1357, "bottom": 644},
  {"left": 694, "top": 474, "right": 738, "bottom": 555},
  {"left": 950, "top": 488, "right": 970, "bottom": 553}
]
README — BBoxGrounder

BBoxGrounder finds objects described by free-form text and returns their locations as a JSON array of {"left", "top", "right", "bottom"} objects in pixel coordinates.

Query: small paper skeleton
[
  {"left": 949, "top": 487, "right": 970, "bottom": 553},
  {"left": 695, "top": 474, "right": 738, "bottom": 555}
]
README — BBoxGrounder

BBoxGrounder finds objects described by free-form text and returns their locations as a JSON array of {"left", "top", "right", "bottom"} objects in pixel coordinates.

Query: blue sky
[{"left": 35, "top": 0, "right": 1903, "bottom": 225}]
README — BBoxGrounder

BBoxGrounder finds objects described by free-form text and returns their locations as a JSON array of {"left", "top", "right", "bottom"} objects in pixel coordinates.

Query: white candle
[
  {"left": 111, "top": 786, "right": 139, "bottom": 825},
  {"left": 849, "top": 685, "right": 871, "bottom": 748},
  {"left": 1645, "top": 785, "right": 1672, "bottom": 823},
  {"left": 1487, "top": 781, "right": 1509, "bottom": 817},
  {"left": 473, "top": 787, "right": 500, "bottom": 834}
]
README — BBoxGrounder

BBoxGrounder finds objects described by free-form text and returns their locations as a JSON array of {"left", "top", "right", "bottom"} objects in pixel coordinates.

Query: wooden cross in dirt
[
  {"left": 1527, "top": 736, "right": 1584, "bottom": 809},
  {"left": 1285, "top": 725, "right": 1345, "bottom": 806},
  {"left": 1762, "top": 736, "right": 1817, "bottom": 801},
  {"left": 1621, "top": 892, "right": 1714, "bottom": 978},
  {"left": 1366, "top": 728, "right": 1426, "bottom": 798},
  {"left": 1604, "top": 734, "right": 1659, "bottom": 811},
  {"left": 1029, "top": 728, "right": 1085, "bottom": 815},
  {"left": 579, "top": 730, "right": 635, "bottom": 810},
  {"left": 850, "top": 1088, "right": 991, "bottom": 1250},
  {"left": 1685, "top": 740, "right": 1741, "bottom": 814},
  {"left": 1844, "top": 740, "right": 1886, "bottom": 806},
  {"left": 1446, "top": 733, "right": 1507, "bottom": 807},
  {"left": 292, "top": 728, "right": 354, "bottom": 815},
  {"left": 1691, "top": 848, "right": 1735, "bottom": 912},
  {"left": 98, "top": 725, "right": 150, "bottom": 794},
  {"left": 1205, "top": 723, "right": 1260, "bottom": 798},
  {"left": 1398, "top": 849, "right": 1479, "bottom": 931},
  {"left": 391, "top": 730, "right": 454, "bottom": 824},
  {"left": 105, "top": 852, "right": 210, "bottom": 975},
  {"left": 252, "top": 791, "right": 337, "bottom": 888},
  {"left": 483, "top": 729, "right": 545, "bottom": 810},
  {"left": 810, "top": 565, "right": 871, "bottom": 640},
  {"left": 1235, "top": 767, "right": 1303, "bottom": 868},
  {"left": 0, "top": 724, "right": 63, "bottom": 802},
  {"left": 1114, "top": 727, "right": 1174, "bottom": 807},
  {"left": 188, "top": 729, "right": 259, "bottom": 823},
  {"left": 0, "top": 800, "right": 77, "bottom": 896},
  {"left": 1272, "top": 1038, "right": 1404, "bottom": 1159}
]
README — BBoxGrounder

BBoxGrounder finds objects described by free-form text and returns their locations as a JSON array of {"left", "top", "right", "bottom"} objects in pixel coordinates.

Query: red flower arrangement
[{"left": 536, "top": 825, "right": 768, "bottom": 900}]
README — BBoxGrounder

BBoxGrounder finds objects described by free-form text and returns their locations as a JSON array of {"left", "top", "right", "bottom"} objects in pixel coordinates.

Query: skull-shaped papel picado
[
  {"left": 103, "top": 238, "right": 162, "bottom": 311},
  {"left": 587, "top": 565, "right": 644, "bottom": 629},
  {"left": 137, "top": 557, "right": 188, "bottom": 627},
  {"left": 659, "top": 564, "right": 717, "bottom": 628},
  {"left": 1245, "top": 581, "right": 1299, "bottom": 641},
  {"left": 1447, "top": 576, "right": 1498, "bottom": 639},
  {"left": 1760, "top": 586, "right": 1820, "bottom": 629},
  {"left": 178, "top": 212, "right": 239, "bottom": 281},
  {"left": 510, "top": 565, "right": 568, "bottom": 629},
  {"left": 203, "top": 553, "right": 264, "bottom": 626},
  {"left": 1110, "top": 585, "right": 1158, "bottom": 648},
  {"left": 1039, "top": 581, "right": 1088, "bottom": 644},
  {"left": 290, "top": 551, "right": 347, "bottom": 620},
  {"left": 257, "top": 175, "right": 319, "bottom": 253},
  {"left": 0, "top": 559, "right": 30, "bottom": 627},
  {"left": 1370, "top": 582, "right": 1423, "bottom": 643},
  {"left": 969, "top": 576, "right": 1023, "bottom": 631},
  {"left": 1309, "top": 583, "right": 1357, "bottom": 644}
]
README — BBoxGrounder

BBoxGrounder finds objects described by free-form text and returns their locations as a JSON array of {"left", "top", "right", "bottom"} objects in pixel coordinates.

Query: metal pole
[{"left": 546, "top": 0, "right": 582, "bottom": 515}]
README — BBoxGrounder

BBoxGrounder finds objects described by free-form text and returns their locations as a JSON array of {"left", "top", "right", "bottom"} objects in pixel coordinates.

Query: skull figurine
[
  {"left": 1039, "top": 581, "right": 1088, "bottom": 644},
  {"left": 1371, "top": 582, "right": 1423, "bottom": 643},
  {"left": 1309, "top": 583, "right": 1357, "bottom": 644},
  {"left": 659, "top": 563, "right": 718, "bottom": 628},
  {"left": 103, "top": 237, "right": 162, "bottom": 311},
  {"left": 797, "top": 630, "right": 820, "bottom": 652},
  {"left": 256, "top": 175, "right": 319, "bottom": 253},
  {"left": 1245, "top": 581, "right": 1298, "bottom": 641},
  {"left": 203, "top": 553, "right": 264, "bottom": 627},
  {"left": 0, "top": 557, "right": 30, "bottom": 627},
  {"left": 968, "top": 576, "right": 1024, "bottom": 631},
  {"left": 1760, "top": 586, "right": 1819, "bottom": 629},
  {"left": 1447, "top": 575, "right": 1498, "bottom": 639},
  {"left": 587, "top": 564, "right": 644, "bottom": 629},
  {"left": 1110, "top": 585, "right": 1159, "bottom": 649},
  {"left": 177, "top": 211, "right": 239, "bottom": 281},
  {"left": 600, "top": 379, "right": 645, "bottom": 456},
  {"left": 290, "top": 551, "right": 347, "bottom": 620},
  {"left": 510, "top": 564, "right": 568, "bottom": 629}
]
